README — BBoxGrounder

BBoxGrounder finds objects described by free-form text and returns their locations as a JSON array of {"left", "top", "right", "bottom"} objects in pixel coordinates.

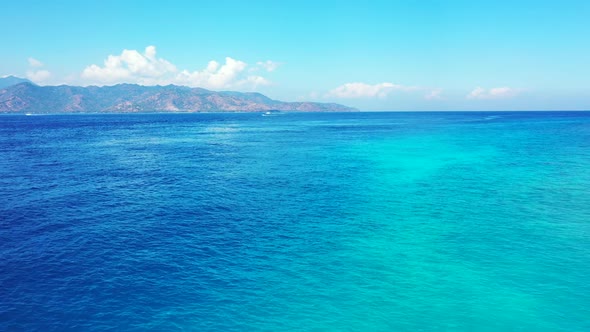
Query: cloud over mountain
[
  {"left": 26, "top": 57, "right": 51, "bottom": 83},
  {"left": 81, "top": 46, "right": 273, "bottom": 89}
]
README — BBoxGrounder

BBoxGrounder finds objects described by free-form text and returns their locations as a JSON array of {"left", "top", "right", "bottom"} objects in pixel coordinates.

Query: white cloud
[
  {"left": 327, "top": 82, "right": 418, "bottom": 98},
  {"left": 81, "top": 46, "right": 177, "bottom": 84},
  {"left": 425, "top": 88, "right": 443, "bottom": 100},
  {"left": 27, "top": 69, "right": 51, "bottom": 82},
  {"left": 467, "top": 86, "right": 520, "bottom": 99},
  {"left": 256, "top": 60, "right": 280, "bottom": 72},
  {"left": 28, "top": 57, "right": 43, "bottom": 68},
  {"left": 175, "top": 57, "right": 248, "bottom": 89},
  {"left": 243, "top": 75, "right": 271, "bottom": 87},
  {"left": 25, "top": 57, "right": 51, "bottom": 83},
  {"left": 81, "top": 46, "right": 274, "bottom": 90}
]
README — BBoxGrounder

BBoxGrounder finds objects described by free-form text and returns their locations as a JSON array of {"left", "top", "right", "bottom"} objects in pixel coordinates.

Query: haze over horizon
[{"left": 2, "top": 0, "right": 589, "bottom": 111}]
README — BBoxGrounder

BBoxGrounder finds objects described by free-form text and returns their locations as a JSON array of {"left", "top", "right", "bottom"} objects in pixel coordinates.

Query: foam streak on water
[{"left": 1, "top": 112, "right": 589, "bottom": 331}]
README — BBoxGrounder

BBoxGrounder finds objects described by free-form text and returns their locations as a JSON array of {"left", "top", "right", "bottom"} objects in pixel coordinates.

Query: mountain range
[
  {"left": 0, "top": 76, "right": 32, "bottom": 89},
  {"left": 0, "top": 76, "right": 355, "bottom": 113}
]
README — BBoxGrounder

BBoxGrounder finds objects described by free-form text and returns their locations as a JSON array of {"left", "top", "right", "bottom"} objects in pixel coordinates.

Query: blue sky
[{"left": 2, "top": 0, "right": 589, "bottom": 110}]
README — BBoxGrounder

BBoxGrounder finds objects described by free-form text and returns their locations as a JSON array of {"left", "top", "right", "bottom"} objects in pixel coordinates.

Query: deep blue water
[{"left": 1, "top": 111, "right": 589, "bottom": 331}]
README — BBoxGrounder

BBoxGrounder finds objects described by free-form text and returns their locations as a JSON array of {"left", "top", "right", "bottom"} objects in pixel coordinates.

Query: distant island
[{"left": 0, "top": 76, "right": 356, "bottom": 114}]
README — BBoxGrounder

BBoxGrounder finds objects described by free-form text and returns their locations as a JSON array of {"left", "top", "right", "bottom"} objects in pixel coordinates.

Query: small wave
[{"left": 204, "top": 126, "right": 239, "bottom": 133}]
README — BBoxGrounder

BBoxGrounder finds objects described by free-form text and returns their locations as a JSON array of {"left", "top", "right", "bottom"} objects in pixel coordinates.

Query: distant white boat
[
  {"left": 25, "top": 113, "right": 33, "bottom": 116},
  {"left": 262, "top": 110, "right": 281, "bottom": 116}
]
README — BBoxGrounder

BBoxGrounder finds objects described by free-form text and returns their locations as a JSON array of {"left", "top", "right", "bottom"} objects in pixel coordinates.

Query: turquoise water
[{"left": 1, "top": 112, "right": 589, "bottom": 331}]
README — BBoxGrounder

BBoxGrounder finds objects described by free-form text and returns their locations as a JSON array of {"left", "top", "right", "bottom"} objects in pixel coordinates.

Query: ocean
[{"left": 1, "top": 111, "right": 589, "bottom": 331}]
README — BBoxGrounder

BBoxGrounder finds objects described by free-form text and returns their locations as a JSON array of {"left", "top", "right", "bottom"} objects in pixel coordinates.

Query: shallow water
[{"left": 1, "top": 112, "right": 589, "bottom": 331}]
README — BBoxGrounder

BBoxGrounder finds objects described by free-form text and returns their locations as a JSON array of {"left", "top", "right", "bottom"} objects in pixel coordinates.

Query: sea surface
[{"left": 1, "top": 111, "right": 589, "bottom": 331}]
